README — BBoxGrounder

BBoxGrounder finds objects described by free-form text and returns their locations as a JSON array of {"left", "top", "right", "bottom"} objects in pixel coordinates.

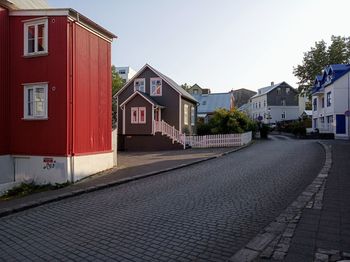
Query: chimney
[{"left": 271, "top": 81, "right": 274, "bottom": 86}]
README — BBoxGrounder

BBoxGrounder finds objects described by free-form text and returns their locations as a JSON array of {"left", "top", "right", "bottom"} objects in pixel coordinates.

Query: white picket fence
[
  {"left": 154, "top": 120, "right": 252, "bottom": 149},
  {"left": 184, "top": 132, "right": 252, "bottom": 148}
]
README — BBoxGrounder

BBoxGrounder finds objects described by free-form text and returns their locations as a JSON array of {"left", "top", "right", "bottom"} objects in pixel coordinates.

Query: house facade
[
  {"left": 249, "top": 82, "right": 299, "bottom": 124},
  {"left": 116, "top": 66, "right": 136, "bottom": 82},
  {"left": 312, "top": 64, "right": 350, "bottom": 139},
  {"left": 187, "top": 84, "right": 211, "bottom": 95},
  {"left": 0, "top": 0, "right": 116, "bottom": 191},
  {"left": 116, "top": 64, "right": 198, "bottom": 151}
]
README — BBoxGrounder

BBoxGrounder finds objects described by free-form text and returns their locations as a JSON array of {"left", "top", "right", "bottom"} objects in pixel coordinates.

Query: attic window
[
  {"left": 277, "top": 88, "right": 281, "bottom": 95},
  {"left": 134, "top": 78, "right": 145, "bottom": 92},
  {"left": 286, "top": 88, "right": 290, "bottom": 94},
  {"left": 24, "top": 18, "right": 48, "bottom": 56},
  {"left": 150, "top": 78, "right": 162, "bottom": 96}
]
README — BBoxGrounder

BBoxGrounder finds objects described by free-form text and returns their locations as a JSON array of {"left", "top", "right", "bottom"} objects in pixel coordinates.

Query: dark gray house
[
  {"left": 115, "top": 64, "right": 197, "bottom": 151},
  {"left": 249, "top": 82, "right": 299, "bottom": 124}
]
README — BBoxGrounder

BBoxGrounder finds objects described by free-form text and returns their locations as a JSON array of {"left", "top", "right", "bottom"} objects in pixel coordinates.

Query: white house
[
  {"left": 312, "top": 64, "right": 350, "bottom": 139},
  {"left": 249, "top": 82, "right": 299, "bottom": 124},
  {"left": 116, "top": 66, "right": 136, "bottom": 82}
]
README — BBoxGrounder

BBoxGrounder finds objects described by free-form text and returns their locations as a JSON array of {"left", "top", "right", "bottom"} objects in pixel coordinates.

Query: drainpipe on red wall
[{"left": 69, "top": 20, "right": 75, "bottom": 182}]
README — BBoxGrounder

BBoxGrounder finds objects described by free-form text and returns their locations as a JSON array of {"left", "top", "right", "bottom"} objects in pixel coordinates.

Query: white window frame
[
  {"left": 191, "top": 106, "right": 195, "bottom": 126},
  {"left": 138, "top": 107, "right": 146, "bottom": 124},
  {"left": 134, "top": 78, "right": 145, "bottom": 92},
  {"left": 131, "top": 107, "right": 139, "bottom": 124},
  {"left": 184, "top": 104, "right": 189, "bottom": 125},
  {"left": 281, "top": 111, "right": 286, "bottom": 119},
  {"left": 23, "top": 83, "right": 48, "bottom": 120},
  {"left": 23, "top": 18, "right": 48, "bottom": 56},
  {"left": 130, "top": 107, "right": 146, "bottom": 124},
  {"left": 150, "top": 77, "right": 162, "bottom": 96}
]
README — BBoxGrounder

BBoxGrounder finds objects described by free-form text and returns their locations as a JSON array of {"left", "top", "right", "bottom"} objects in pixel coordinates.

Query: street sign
[
  {"left": 257, "top": 116, "right": 263, "bottom": 121},
  {"left": 345, "top": 110, "right": 350, "bottom": 117}
]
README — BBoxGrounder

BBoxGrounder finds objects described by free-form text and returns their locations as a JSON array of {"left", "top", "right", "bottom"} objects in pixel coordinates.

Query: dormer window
[
  {"left": 134, "top": 78, "right": 145, "bottom": 92},
  {"left": 150, "top": 78, "right": 162, "bottom": 96},
  {"left": 24, "top": 18, "right": 48, "bottom": 56}
]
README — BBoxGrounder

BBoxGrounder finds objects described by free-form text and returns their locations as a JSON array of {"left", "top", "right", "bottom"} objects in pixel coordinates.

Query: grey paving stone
[{"left": 229, "top": 248, "right": 259, "bottom": 262}]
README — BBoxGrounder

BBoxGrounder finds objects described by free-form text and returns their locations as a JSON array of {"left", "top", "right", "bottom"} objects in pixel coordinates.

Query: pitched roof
[
  {"left": 0, "top": 0, "right": 49, "bottom": 9},
  {"left": 313, "top": 64, "right": 350, "bottom": 94},
  {"left": 193, "top": 93, "right": 231, "bottom": 114},
  {"left": 119, "top": 91, "right": 164, "bottom": 108},
  {"left": 149, "top": 65, "right": 197, "bottom": 102},
  {"left": 251, "top": 81, "right": 293, "bottom": 99},
  {"left": 115, "top": 64, "right": 197, "bottom": 103}
]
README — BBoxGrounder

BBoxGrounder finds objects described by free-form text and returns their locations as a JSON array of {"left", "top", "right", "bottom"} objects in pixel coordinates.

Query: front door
[{"left": 336, "top": 114, "right": 346, "bottom": 134}]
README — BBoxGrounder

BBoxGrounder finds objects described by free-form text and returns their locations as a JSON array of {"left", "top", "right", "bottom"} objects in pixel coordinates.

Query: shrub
[{"left": 203, "top": 108, "right": 256, "bottom": 135}]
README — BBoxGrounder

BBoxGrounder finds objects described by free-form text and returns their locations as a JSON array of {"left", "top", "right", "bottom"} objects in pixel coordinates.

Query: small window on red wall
[{"left": 131, "top": 107, "right": 146, "bottom": 124}]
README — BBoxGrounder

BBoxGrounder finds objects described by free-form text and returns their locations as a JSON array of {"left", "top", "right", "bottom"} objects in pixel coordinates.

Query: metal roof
[
  {"left": 1, "top": 0, "right": 49, "bottom": 9},
  {"left": 193, "top": 93, "right": 231, "bottom": 114},
  {"left": 115, "top": 64, "right": 197, "bottom": 103},
  {"left": 313, "top": 64, "right": 350, "bottom": 94},
  {"left": 149, "top": 65, "right": 197, "bottom": 103},
  {"left": 251, "top": 82, "right": 284, "bottom": 99}
]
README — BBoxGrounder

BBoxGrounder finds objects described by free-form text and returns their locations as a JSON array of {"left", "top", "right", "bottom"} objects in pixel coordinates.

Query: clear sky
[{"left": 48, "top": 0, "right": 350, "bottom": 92}]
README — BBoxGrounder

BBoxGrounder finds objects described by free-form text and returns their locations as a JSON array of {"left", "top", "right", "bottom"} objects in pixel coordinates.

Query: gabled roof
[
  {"left": 251, "top": 81, "right": 293, "bottom": 99},
  {"left": 119, "top": 91, "right": 164, "bottom": 108},
  {"left": 115, "top": 64, "right": 197, "bottom": 103},
  {"left": 193, "top": 93, "right": 231, "bottom": 114},
  {"left": 0, "top": 0, "right": 49, "bottom": 10},
  {"left": 312, "top": 64, "right": 350, "bottom": 94}
]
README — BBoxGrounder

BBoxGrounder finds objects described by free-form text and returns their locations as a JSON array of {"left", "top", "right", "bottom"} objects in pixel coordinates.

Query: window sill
[
  {"left": 22, "top": 117, "right": 48, "bottom": 121},
  {"left": 23, "top": 52, "right": 49, "bottom": 58}
]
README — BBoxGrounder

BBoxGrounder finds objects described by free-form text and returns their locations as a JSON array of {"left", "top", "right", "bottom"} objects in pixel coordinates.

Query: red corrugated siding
[
  {"left": 9, "top": 16, "right": 68, "bottom": 156},
  {"left": 0, "top": 7, "right": 10, "bottom": 155},
  {"left": 72, "top": 24, "right": 112, "bottom": 155}
]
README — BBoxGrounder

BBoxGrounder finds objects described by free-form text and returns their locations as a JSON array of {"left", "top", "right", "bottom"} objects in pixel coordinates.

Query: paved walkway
[
  {"left": 0, "top": 138, "right": 323, "bottom": 261},
  {"left": 230, "top": 139, "right": 350, "bottom": 262},
  {"left": 0, "top": 147, "right": 241, "bottom": 217},
  {"left": 285, "top": 140, "right": 350, "bottom": 262}
]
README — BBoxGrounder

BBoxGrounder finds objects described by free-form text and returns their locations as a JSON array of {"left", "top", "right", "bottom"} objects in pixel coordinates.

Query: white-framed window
[
  {"left": 24, "top": 18, "right": 48, "bottom": 56},
  {"left": 131, "top": 107, "right": 146, "bottom": 124},
  {"left": 134, "top": 78, "right": 145, "bottom": 92},
  {"left": 23, "top": 83, "right": 48, "bottom": 119},
  {"left": 184, "top": 104, "right": 189, "bottom": 125},
  {"left": 191, "top": 106, "right": 195, "bottom": 126},
  {"left": 277, "top": 88, "right": 281, "bottom": 95},
  {"left": 281, "top": 99, "right": 286, "bottom": 106},
  {"left": 150, "top": 78, "right": 162, "bottom": 96},
  {"left": 286, "top": 88, "right": 290, "bottom": 94},
  {"left": 281, "top": 111, "right": 286, "bottom": 119}
]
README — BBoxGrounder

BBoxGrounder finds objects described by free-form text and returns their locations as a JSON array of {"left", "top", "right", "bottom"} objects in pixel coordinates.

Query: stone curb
[
  {"left": 0, "top": 141, "right": 254, "bottom": 218},
  {"left": 228, "top": 141, "right": 332, "bottom": 262}
]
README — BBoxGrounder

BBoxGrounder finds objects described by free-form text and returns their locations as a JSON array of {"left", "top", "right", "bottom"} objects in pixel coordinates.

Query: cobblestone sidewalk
[
  {"left": 230, "top": 140, "right": 350, "bottom": 262},
  {"left": 0, "top": 146, "right": 245, "bottom": 218}
]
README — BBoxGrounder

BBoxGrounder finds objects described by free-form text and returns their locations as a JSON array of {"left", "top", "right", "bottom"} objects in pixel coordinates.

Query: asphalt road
[{"left": 0, "top": 136, "right": 324, "bottom": 261}]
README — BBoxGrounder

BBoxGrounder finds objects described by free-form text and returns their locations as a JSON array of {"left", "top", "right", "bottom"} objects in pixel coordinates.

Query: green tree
[
  {"left": 181, "top": 83, "right": 191, "bottom": 91},
  {"left": 112, "top": 65, "right": 125, "bottom": 95},
  {"left": 197, "top": 108, "right": 257, "bottom": 135},
  {"left": 111, "top": 65, "right": 125, "bottom": 128},
  {"left": 294, "top": 36, "right": 350, "bottom": 98}
]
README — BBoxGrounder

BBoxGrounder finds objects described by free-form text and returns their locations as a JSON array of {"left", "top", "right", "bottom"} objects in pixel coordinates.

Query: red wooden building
[{"left": 0, "top": 0, "right": 117, "bottom": 191}]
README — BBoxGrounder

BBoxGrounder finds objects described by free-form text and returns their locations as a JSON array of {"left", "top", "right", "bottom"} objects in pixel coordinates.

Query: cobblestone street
[{"left": 0, "top": 137, "right": 324, "bottom": 261}]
